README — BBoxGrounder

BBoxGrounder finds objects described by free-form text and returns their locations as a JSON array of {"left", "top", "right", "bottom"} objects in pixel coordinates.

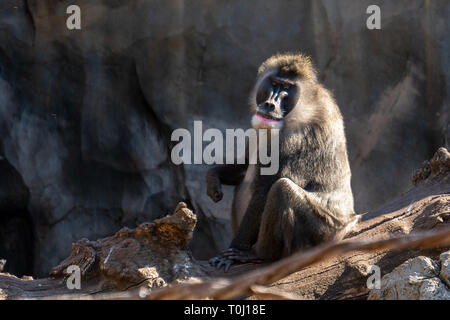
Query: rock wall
[{"left": 0, "top": 0, "right": 449, "bottom": 277}]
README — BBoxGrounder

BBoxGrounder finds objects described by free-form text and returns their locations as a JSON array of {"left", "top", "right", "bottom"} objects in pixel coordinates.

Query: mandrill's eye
[
  {"left": 271, "top": 81, "right": 277, "bottom": 87},
  {"left": 282, "top": 84, "right": 290, "bottom": 90}
]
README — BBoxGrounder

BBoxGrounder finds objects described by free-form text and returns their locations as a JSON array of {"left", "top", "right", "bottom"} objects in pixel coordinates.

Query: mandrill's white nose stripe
[
  {"left": 268, "top": 87, "right": 275, "bottom": 100},
  {"left": 273, "top": 86, "right": 282, "bottom": 101},
  {"left": 278, "top": 91, "right": 288, "bottom": 99}
]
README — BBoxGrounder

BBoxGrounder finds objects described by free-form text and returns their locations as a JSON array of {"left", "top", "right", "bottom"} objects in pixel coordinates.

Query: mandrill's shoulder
[
  {"left": 311, "top": 84, "right": 345, "bottom": 130},
  {"left": 314, "top": 84, "right": 342, "bottom": 113}
]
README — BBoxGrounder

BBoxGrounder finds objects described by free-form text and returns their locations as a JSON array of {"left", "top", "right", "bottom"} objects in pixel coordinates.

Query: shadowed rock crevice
[{"left": 0, "top": 158, "right": 34, "bottom": 277}]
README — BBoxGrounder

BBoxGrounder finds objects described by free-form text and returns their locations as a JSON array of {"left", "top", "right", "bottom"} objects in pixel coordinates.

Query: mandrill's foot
[
  {"left": 209, "top": 248, "right": 263, "bottom": 272},
  {"left": 209, "top": 256, "right": 235, "bottom": 272},
  {"left": 222, "top": 248, "right": 263, "bottom": 263}
]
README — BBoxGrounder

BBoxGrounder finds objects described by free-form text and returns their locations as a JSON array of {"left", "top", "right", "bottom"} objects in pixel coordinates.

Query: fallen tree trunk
[
  {"left": 1, "top": 148, "right": 449, "bottom": 300},
  {"left": 263, "top": 147, "right": 450, "bottom": 300}
]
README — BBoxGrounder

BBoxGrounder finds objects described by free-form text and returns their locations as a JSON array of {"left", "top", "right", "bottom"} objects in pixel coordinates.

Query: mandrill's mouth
[
  {"left": 256, "top": 112, "right": 282, "bottom": 122},
  {"left": 252, "top": 113, "right": 284, "bottom": 130}
]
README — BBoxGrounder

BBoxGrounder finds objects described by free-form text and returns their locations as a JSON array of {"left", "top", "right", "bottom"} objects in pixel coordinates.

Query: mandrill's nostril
[{"left": 263, "top": 102, "right": 275, "bottom": 111}]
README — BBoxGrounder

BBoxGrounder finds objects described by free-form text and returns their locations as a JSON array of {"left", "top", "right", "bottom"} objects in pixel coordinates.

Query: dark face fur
[{"left": 252, "top": 72, "right": 301, "bottom": 129}]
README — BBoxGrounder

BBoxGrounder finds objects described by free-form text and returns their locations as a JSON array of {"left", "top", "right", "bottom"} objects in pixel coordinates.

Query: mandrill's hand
[
  {"left": 206, "top": 174, "right": 223, "bottom": 203},
  {"left": 209, "top": 248, "right": 263, "bottom": 272}
]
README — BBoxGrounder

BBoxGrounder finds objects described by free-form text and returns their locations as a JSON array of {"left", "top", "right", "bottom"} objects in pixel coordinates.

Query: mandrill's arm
[
  {"left": 229, "top": 174, "right": 275, "bottom": 250},
  {"left": 206, "top": 164, "right": 248, "bottom": 202},
  {"left": 209, "top": 173, "right": 275, "bottom": 271}
]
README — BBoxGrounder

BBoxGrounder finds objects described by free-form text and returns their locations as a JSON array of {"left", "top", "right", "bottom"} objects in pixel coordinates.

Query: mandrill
[{"left": 206, "top": 53, "right": 359, "bottom": 271}]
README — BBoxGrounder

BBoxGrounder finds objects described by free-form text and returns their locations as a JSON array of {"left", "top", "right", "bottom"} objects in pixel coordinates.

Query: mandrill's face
[{"left": 251, "top": 71, "right": 301, "bottom": 130}]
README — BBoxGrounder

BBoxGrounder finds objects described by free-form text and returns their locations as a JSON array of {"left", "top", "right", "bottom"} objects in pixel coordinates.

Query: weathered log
[
  {"left": 262, "top": 147, "right": 450, "bottom": 300},
  {"left": 0, "top": 148, "right": 449, "bottom": 300},
  {"left": 0, "top": 202, "right": 206, "bottom": 299}
]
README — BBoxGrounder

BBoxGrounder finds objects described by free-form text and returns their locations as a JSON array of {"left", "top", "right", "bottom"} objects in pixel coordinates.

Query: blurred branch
[{"left": 142, "top": 228, "right": 450, "bottom": 300}]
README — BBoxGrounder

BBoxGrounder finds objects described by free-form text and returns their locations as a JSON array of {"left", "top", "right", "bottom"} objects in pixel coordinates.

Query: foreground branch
[{"left": 70, "top": 227, "right": 449, "bottom": 300}]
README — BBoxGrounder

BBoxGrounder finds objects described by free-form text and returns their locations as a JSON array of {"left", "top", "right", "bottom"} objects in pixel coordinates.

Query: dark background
[{"left": 0, "top": 0, "right": 448, "bottom": 277}]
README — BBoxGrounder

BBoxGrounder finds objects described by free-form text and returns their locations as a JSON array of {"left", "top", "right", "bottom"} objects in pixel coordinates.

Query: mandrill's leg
[
  {"left": 216, "top": 178, "right": 353, "bottom": 268},
  {"left": 253, "top": 178, "right": 354, "bottom": 260},
  {"left": 221, "top": 178, "right": 299, "bottom": 264},
  {"left": 255, "top": 178, "right": 355, "bottom": 260}
]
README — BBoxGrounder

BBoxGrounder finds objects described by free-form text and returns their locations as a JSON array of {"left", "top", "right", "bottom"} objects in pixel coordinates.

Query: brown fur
[
  {"left": 258, "top": 52, "right": 317, "bottom": 81},
  {"left": 207, "top": 53, "right": 358, "bottom": 268}
]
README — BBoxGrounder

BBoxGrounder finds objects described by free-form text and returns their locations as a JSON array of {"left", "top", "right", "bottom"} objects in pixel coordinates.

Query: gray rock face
[
  {"left": 368, "top": 251, "right": 450, "bottom": 300},
  {"left": 0, "top": 1, "right": 449, "bottom": 276},
  {"left": 440, "top": 251, "right": 450, "bottom": 288}
]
